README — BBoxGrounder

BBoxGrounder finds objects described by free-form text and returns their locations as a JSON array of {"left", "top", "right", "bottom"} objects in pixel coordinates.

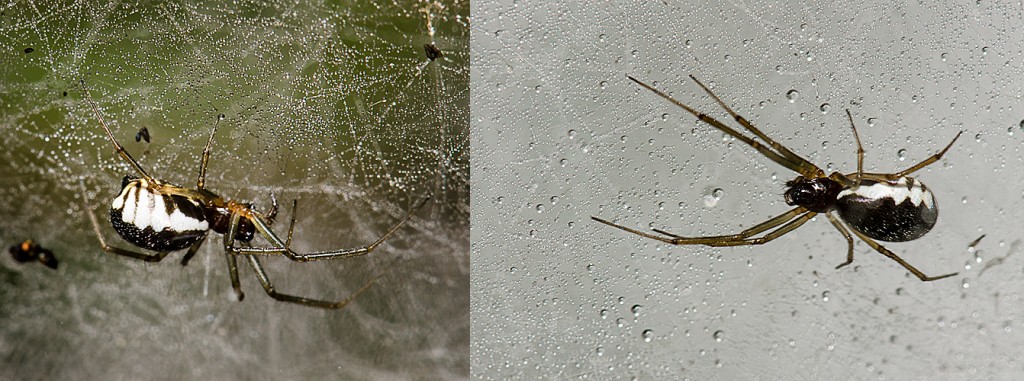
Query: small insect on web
[
  {"left": 592, "top": 74, "right": 963, "bottom": 281},
  {"left": 8, "top": 239, "right": 58, "bottom": 270},
  {"left": 79, "top": 80, "right": 430, "bottom": 309}
]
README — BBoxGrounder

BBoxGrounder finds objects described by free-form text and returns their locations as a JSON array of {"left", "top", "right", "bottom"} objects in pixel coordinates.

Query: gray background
[
  {"left": 472, "top": 1, "right": 1022, "bottom": 379},
  {"left": 0, "top": 1, "right": 468, "bottom": 380}
]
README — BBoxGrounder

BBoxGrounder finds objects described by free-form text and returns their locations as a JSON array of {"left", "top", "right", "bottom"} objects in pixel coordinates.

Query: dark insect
[
  {"left": 592, "top": 75, "right": 963, "bottom": 281},
  {"left": 135, "top": 126, "right": 150, "bottom": 143},
  {"left": 81, "top": 81, "right": 429, "bottom": 308},
  {"left": 424, "top": 43, "right": 443, "bottom": 61},
  {"left": 8, "top": 239, "right": 58, "bottom": 270}
]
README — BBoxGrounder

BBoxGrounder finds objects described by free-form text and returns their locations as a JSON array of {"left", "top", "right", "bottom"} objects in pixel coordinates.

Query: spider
[
  {"left": 592, "top": 75, "right": 963, "bottom": 282},
  {"left": 80, "top": 81, "right": 429, "bottom": 308}
]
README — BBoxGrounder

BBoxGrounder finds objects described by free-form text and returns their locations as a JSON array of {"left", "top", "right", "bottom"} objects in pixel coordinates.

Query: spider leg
[
  {"left": 223, "top": 212, "right": 245, "bottom": 301},
  {"left": 648, "top": 206, "right": 806, "bottom": 240},
  {"left": 682, "top": 212, "right": 815, "bottom": 247},
  {"left": 242, "top": 254, "right": 400, "bottom": 309},
  {"left": 263, "top": 193, "right": 280, "bottom": 226},
  {"left": 81, "top": 179, "right": 173, "bottom": 262},
  {"left": 592, "top": 207, "right": 812, "bottom": 246},
  {"left": 231, "top": 196, "right": 430, "bottom": 262},
  {"left": 687, "top": 75, "right": 823, "bottom": 177},
  {"left": 844, "top": 110, "right": 865, "bottom": 182},
  {"left": 825, "top": 212, "right": 855, "bottom": 269},
  {"left": 80, "top": 80, "right": 156, "bottom": 183},
  {"left": 196, "top": 114, "right": 223, "bottom": 190},
  {"left": 847, "top": 228, "right": 958, "bottom": 281},
  {"left": 853, "top": 132, "right": 963, "bottom": 181},
  {"left": 627, "top": 76, "right": 820, "bottom": 177},
  {"left": 179, "top": 232, "right": 209, "bottom": 266},
  {"left": 894, "top": 131, "right": 963, "bottom": 178},
  {"left": 284, "top": 199, "right": 298, "bottom": 248}
]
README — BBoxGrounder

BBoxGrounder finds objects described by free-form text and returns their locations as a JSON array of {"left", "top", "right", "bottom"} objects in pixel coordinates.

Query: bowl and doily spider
[
  {"left": 592, "top": 75, "right": 962, "bottom": 281},
  {"left": 80, "top": 81, "right": 429, "bottom": 308}
]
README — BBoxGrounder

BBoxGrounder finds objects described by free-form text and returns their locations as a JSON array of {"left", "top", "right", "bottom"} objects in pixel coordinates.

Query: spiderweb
[{"left": 0, "top": 1, "right": 467, "bottom": 379}]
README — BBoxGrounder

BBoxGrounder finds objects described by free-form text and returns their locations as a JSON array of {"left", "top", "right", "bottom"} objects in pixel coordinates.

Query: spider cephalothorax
[{"left": 783, "top": 176, "right": 843, "bottom": 213}]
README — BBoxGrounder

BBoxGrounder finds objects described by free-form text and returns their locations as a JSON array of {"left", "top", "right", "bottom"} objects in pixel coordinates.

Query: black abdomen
[
  {"left": 835, "top": 177, "right": 937, "bottom": 242},
  {"left": 110, "top": 177, "right": 209, "bottom": 252}
]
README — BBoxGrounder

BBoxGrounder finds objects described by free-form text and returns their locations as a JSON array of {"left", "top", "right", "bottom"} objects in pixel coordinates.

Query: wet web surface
[
  {"left": 472, "top": 1, "right": 1024, "bottom": 380},
  {"left": 0, "top": 1, "right": 468, "bottom": 379}
]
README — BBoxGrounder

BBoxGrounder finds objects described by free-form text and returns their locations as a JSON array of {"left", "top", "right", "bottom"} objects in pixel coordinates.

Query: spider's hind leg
[
  {"left": 180, "top": 233, "right": 208, "bottom": 266},
  {"left": 894, "top": 131, "right": 964, "bottom": 178},
  {"left": 847, "top": 227, "right": 957, "bottom": 282},
  {"left": 80, "top": 179, "right": 174, "bottom": 262}
]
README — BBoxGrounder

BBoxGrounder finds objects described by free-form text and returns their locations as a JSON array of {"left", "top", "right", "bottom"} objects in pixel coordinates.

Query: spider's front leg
[
  {"left": 230, "top": 196, "right": 431, "bottom": 262},
  {"left": 221, "top": 202, "right": 404, "bottom": 309}
]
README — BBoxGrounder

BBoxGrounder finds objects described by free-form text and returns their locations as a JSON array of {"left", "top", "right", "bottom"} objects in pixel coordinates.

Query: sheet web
[{"left": 0, "top": 1, "right": 468, "bottom": 380}]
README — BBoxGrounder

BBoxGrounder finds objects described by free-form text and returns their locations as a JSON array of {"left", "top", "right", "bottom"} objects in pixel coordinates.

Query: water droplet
[
  {"left": 550, "top": 196, "right": 559, "bottom": 205},
  {"left": 940, "top": 52, "right": 948, "bottom": 61},
  {"left": 536, "top": 204, "right": 545, "bottom": 213},
  {"left": 596, "top": 346, "right": 604, "bottom": 356},
  {"left": 704, "top": 188, "right": 724, "bottom": 207},
  {"left": 599, "top": 309, "right": 608, "bottom": 319},
  {"left": 786, "top": 89, "right": 799, "bottom": 102},
  {"left": 897, "top": 149, "right": 907, "bottom": 161},
  {"left": 642, "top": 329, "right": 653, "bottom": 342},
  {"left": 568, "top": 129, "right": 577, "bottom": 139},
  {"left": 867, "top": 118, "right": 877, "bottom": 127},
  {"left": 819, "top": 103, "right": 831, "bottom": 114},
  {"left": 631, "top": 304, "right": 642, "bottom": 317},
  {"left": 822, "top": 291, "right": 830, "bottom": 302},
  {"left": 713, "top": 330, "right": 724, "bottom": 342}
]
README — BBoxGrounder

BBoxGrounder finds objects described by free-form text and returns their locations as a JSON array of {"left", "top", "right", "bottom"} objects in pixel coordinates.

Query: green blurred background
[{"left": 0, "top": 1, "right": 468, "bottom": 379}]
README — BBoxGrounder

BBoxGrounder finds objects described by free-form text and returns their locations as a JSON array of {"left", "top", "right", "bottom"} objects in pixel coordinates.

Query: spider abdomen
[
  {"left": 835, "top": 177, "right": 937, "bottom": 242},
  {"left": 109, "top": 176, "right": 209, "bottom": 251}
]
